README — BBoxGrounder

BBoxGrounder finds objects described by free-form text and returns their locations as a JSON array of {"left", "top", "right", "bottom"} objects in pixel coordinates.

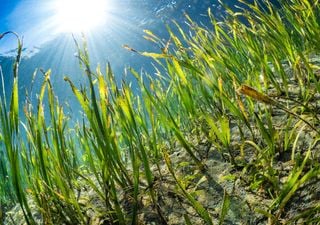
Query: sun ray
[{"left": 53, "top": 0, "right": 108, "bottom": 32}]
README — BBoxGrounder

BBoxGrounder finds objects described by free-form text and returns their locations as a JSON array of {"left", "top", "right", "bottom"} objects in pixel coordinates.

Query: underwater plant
[{"left": 0, "top": 0, "right": 320, "bottom": 224}]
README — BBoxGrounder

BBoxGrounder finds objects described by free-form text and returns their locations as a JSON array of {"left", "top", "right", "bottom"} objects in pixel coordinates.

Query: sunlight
[
  {"left": 53, "top": 0, "right": 108, "bottom": 32},
  {"left": 2, "top": 0, "right": 140, "bottom": 56}
]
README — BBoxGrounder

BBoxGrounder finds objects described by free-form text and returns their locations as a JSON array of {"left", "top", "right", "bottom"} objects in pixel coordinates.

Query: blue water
[{"left": 0, "top": 0, "right": 279, "bottom": 119}]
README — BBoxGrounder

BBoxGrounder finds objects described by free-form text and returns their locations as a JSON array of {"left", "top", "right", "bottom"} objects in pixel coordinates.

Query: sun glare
[{"left": 53, "top": 0, "right": 108, "bottom": 32}]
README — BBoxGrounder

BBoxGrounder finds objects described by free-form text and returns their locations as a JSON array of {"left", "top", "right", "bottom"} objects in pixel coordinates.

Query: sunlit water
[{"left": 0, "top": 0, "right": 278, "bottom": 120}]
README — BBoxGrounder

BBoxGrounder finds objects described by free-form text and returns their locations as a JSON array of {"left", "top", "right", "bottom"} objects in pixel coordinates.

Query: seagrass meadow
[{"left": 0, "top": 0, "right": 320, "bottom": 224}]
